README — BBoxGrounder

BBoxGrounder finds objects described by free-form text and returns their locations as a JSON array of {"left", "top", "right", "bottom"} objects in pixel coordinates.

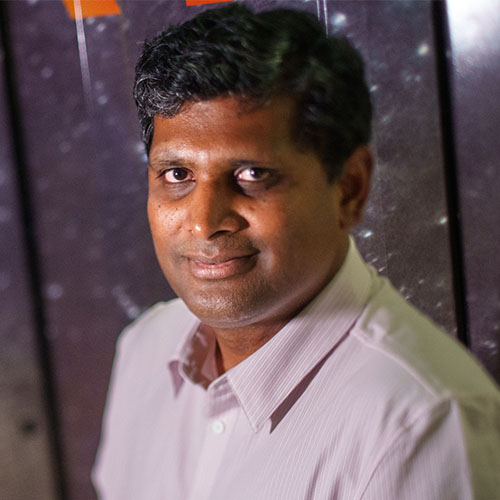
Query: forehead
[{"left": 149, "top": 97, "right": 298, "bottom": 159}]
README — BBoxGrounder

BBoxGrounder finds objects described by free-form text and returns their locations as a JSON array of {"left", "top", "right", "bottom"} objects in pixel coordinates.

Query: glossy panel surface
[
  {"left": 326, "top": 0, "right": 456, "bottom": 334},
  {"left": 0, "top": 22, "right": 56, "bottom": 500},
  {"left": 6, "top": 2, "right": 171, "bottom": 499},
  {"left": 447, "top": 0, "right": 500, "bottom": 381}
]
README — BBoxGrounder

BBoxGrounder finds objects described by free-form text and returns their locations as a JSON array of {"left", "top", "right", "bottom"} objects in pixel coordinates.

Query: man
[{"left": 93, "top": 4, "right": 500, "bottom": 499}]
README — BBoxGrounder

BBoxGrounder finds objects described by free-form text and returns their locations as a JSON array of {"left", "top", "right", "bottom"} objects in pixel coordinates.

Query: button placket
[{"left": 188, "top": 379, "right": 239, "bottom": 500}]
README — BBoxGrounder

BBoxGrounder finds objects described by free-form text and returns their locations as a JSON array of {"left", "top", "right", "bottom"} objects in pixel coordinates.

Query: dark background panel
[
  {"left": 0, "top": 18, "right": 57, "bottom": 500},
  {"left": 4, "top": 2, "right": 171, "bottom": 499},
  {"left": 325, "top": 0, "right": 457, "bottom": 336},
  {"left": 446, "top": 0, "right": 500, "bottom": 381}
]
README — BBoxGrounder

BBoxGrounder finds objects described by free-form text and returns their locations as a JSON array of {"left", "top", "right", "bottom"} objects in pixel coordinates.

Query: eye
[
  {"left": 235, "top": 167, "right": 271, "bottom": 183},
  {"left": 162, "top": 168, "right": 195, "bottom": 184}
]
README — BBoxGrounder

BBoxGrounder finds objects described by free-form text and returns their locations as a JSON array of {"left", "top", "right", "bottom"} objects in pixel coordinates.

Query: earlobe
[{"left": 337, "top": 145, "right": 373, "bottom": 230}]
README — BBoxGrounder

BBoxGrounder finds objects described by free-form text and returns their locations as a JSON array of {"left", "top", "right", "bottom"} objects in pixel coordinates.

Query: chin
[{"left": 180, "top": 290, "right": 269, "bottom": 329}]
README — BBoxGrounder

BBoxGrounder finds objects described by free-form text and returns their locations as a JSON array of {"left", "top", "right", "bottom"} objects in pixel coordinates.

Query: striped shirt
[{"left": 93, "top": 240, "right": 500, "bottom": 500}]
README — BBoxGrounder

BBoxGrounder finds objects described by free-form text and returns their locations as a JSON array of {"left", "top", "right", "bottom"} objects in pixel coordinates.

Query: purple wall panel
[
  {"left": 325, "top": 0, "right": 456, "bottom": 334},
  {"left": 446, "top": 0, "right": 500, "bottom": 381},
  {"left": 0, "top": 22, "right": 56, "bottom": 500},
  {"left": 6, "top": 2, "right": 170, "bottom": 498}
]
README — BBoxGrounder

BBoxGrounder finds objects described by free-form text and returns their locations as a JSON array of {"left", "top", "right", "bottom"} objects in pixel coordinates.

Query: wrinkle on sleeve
[{"left": 358, "top": 396, "right": 500, "bottom": 500}]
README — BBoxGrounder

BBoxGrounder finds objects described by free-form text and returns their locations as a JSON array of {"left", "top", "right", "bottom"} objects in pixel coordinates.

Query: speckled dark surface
[
  {"left": 326, "top": 1, "right": 457, "bottom": 335},
  {"left": 0, "top": 21, "right": 56, "bottom": 500},
  {"left": 447, "top": 1, "right": 500, "bottom": 382},
  {"left": 1, "top": 0, "right": 497, "bottom": 498},
  {"left": 5, "top": 2, "right": 173, "bottom": 499}
]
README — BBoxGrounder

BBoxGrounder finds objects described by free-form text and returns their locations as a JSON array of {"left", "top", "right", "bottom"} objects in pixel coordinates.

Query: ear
[{"left": 336, "top": 145, "right": 373, "bottom": 230}]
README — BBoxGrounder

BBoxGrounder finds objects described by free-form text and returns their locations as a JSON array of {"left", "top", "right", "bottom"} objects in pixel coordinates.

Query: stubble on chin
[{"left": 177, "top": 273, "right": 277, "bottom": 330}]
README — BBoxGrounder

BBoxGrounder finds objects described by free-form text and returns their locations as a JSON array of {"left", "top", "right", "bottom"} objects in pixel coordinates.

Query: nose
[{"left": 185, "top": 180, "right": 246, "bottom": 240}]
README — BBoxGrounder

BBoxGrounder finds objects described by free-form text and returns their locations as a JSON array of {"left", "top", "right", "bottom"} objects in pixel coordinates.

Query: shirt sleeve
[{"left": 359, "top": 397, "right": 500, "bottom": 500}]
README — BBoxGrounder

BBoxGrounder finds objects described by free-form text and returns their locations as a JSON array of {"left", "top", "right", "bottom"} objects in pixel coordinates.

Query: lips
[{"left": 187, "top": 252, "right": 258, "bottom": 280}]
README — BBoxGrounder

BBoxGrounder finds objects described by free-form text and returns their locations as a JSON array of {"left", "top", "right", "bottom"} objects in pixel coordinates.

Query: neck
[{"left": 201, "top": 320, "right": 288, "bottom": 375}]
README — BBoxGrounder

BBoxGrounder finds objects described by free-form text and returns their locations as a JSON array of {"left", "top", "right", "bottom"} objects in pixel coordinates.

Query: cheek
[
  {"left": 247, "top": 199, "right": 287, "bottom": 233},
  {"left": 147, "top": 199, "right": 184, "bottom": 243},
  {"left": 248, "top": 202, "right": 303, "bottom": 260},
  {"left": 261, "top": 198, "right": 337, "bottom": 261}
]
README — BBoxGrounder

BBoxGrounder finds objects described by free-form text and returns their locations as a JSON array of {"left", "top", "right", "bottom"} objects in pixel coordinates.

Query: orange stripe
[{"left": 62, "top": 0, "right": 121, "bottom": 19}]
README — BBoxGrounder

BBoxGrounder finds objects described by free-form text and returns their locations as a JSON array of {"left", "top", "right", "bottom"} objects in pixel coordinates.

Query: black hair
[{"left": 133, "top": 3, "right": 372, "bottom": 181}]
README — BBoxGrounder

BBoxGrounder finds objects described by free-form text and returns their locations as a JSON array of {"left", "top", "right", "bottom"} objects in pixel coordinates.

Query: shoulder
[
  {"left": 97, "top": 298, "right": 198, "bottom": 428},
  {"left": 334, "top": 278, "right": 500, "bottom": 496},
  {"left": 119, "top": 298, "right": 196, "bottom": 342},
  {"left": 350, "top": 276, "right": 500, "bottom": 403},
  {"left": 114, "top": 298, "right": 198, "bottom": 374}
]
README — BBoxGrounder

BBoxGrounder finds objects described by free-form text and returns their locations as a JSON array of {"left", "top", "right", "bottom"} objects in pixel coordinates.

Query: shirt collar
[
  {"left": 169, "top": 237, "right": 374, "bottom": 431},
  {"left": 168, "top": 323, "right": 218, "bottom": 393}
]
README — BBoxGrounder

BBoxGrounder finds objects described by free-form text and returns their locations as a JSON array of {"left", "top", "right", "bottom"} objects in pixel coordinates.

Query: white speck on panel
[
  {"left": 41, "top": 66, "right": 53, "bottom": 79},
  {"left": 112, "top": 285, "right": 141, "bottom": 319},
  {"left": 46, "top": 283, "right": 64, "bottom": 300},
  {"left": 331, "top": 13, "right": 347, "bottom": 28},
  {"left": 72, "top": 121, "right": 90, "bottom": 139},
  {"left": 436, "top": 279, "right": 445, "bottom": 288},
  {"left": 59, "top": 141, "right": 71, "bottom": 154},
  {"left": 0, "top": 207, "right": 12, "bottom": 223},
  {"left": 381, "top": 114, "right": 392, "bottom": 124},
  {"left": 417, "top": 43, "right": 430, "bottom": 56},
  {"left": 0, "top": 272, "right": 11, "bottom": 292},
  {"left": 481, "top": 339, "right": 498, "bottom": 355}
]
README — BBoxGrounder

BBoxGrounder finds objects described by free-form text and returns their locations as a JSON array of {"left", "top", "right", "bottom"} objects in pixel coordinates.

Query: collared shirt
[{"left": 93, "top": 240, "right": 500, "bottom": 500}]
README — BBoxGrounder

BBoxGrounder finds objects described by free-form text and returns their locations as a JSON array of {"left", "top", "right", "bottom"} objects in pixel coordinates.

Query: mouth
[{"left": 187, "top": 252, "right": 258, "bottom": 280}]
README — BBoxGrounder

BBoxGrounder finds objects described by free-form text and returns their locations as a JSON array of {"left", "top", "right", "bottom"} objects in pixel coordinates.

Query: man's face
[{"left": 147, "top": 97, "right": 350, "bottom": 329}]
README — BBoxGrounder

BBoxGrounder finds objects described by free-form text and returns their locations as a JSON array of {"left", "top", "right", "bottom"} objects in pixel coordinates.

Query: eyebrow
[
  {"left": 148, "top": 155, "right": 190, "bottom": 170},
  {"left": 148, "top": 155, "right": 271, "bottom": 170}
]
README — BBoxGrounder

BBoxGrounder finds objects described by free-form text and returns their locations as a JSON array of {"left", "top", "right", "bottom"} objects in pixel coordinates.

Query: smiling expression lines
[{"left": 147, "top": 97, "right": 349, "bottom": 329}]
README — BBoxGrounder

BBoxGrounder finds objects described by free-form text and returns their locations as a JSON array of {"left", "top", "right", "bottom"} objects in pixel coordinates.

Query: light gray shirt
[{"left": 93, "top": 240, "right": 500, "bottom": 499}]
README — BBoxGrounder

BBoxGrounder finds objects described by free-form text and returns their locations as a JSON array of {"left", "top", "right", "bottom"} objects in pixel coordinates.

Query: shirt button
[{"left": 212, "top": 419, "right": 225, "bottom": 435}]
